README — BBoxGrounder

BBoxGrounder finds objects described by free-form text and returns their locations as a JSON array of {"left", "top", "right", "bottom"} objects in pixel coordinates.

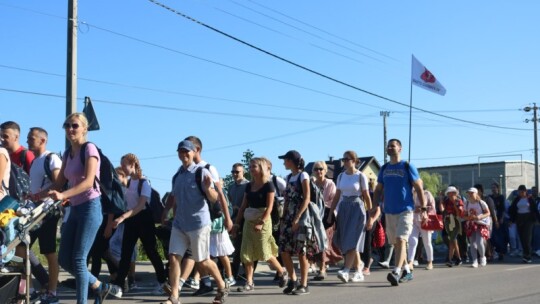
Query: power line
[
  {"left": 246, "top": 0, "right": 399, "bottom": 62},
  {"left": 146, "top": 0, "right": 528, "bottom": 132},
  {"left": 0, "top": 87, "right": 379, "bottom": 125},
  {"left": 2, "top": 2, "right": 529, "bottom": 132},
  {"left": 225, "top": 0, "right": 384, "bottom": 63},
  {"left": 413, "top": 149, "right": 532, "bottom": 161},
  {"left": 0, "top": 64, "right": 364, "bottom": 117}
]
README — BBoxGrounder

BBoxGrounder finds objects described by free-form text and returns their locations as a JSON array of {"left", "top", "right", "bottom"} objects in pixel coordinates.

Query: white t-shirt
[
  {"left": 337, "top": 170, "right": 368, "bottom": 197},
  {"left": 0, "top": 147, "right": 10, "bottom": 200},
  {"left": 466, "top": 200, "right": 490, "bottom": 225},
  {"left": 29, "top": 151, "right": 62, "bottom": 195},
  {"left": 287, "top": 171, "right": 309, "bottom": 185},
  {"left": 271, "top": 175, "right": 286, "bottom": 198},
  {"left": 198, "top": 160, "right": 220, "bottom": 182},
  {"left": 125, "top": 178, "right": 151, "bottom": 210}
]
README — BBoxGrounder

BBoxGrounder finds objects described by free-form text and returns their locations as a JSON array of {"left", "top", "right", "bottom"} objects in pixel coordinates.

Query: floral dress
[{"left": 278, "top": 172, "right": 321, "bottom": 258}]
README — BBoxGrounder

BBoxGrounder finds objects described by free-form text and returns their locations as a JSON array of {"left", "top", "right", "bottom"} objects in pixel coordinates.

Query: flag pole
[{"left": 408, "top": 78, "right": 413, "bottom": 162}]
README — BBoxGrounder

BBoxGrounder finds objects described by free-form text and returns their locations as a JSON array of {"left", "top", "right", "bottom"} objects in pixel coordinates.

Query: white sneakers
[
  {"left": 471, "top": 260, "right": 478, "bottom": 268},
  {"left": 480, "top": 257, "right": 487, "bottom": 267},
  {"left": 337, "top": 270, "right": 364, "bottom": 283}
]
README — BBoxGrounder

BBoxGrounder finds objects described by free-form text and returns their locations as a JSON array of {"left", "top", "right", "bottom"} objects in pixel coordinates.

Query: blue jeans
[{"left": 59, "top": 198, "right": 103, "bottom": 304}]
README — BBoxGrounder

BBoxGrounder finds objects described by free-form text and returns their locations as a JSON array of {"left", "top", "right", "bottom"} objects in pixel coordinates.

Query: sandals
[
  {"left": 161, "top": 296, "right": 179, "bottom": 304},
  {"left": 237, "top": 283, "right": 255, "bottom": 292},
  {"left": 213, "top": 283, "right": 230, "bottom": 304}
]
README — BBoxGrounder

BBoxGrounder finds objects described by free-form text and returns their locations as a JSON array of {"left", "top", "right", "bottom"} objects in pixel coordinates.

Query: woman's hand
[
  {"left": 48, "top": 190, "right": 64, "bottom": 202},
  {"left": 254, "top": 223, "right": 263, "bottom": 232},
  {"left": 292, "top": 219, "right": 300, "bottom": 232},
  {"left": 112, "top": 217, "right": 124, "bottom": 229},
  {"left": 366, "top": 217, "right": 374, "bottom": 231}
]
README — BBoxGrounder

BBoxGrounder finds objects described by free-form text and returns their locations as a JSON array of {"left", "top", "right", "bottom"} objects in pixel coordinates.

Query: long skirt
[{"left": 333, "top": 196, "right": 366, "bottom": 254}]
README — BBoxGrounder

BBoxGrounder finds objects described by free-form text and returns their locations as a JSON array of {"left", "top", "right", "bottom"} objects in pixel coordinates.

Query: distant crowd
[{"left": 0, "top": 113, "right": 539, "bottom": 304}]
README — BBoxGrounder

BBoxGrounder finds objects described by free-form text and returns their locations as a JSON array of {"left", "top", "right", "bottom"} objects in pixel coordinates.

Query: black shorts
[{"left": 30, "top": 214, "right": 60, "bottom": 255}]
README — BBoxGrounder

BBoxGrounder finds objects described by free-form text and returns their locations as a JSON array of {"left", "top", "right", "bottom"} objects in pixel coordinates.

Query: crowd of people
[{"left": 0, "top": 113, "right": 539, "bottom": 304}]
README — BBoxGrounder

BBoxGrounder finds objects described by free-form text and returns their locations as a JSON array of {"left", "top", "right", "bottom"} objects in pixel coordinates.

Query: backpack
[
  {"left": 41, "top": 152, "right": 66, "bottom": 189},
  {"left": 66, "top": 142, "right": 126, "bottom": 215},
  {"left": 270, "top": 175, "right": 284, "bottom": 229},
  {"left": 3, "top": 150, "right": 30, "bottom": 202},
  {"left": 172, "top": 163, "right": 223, "bottom": 221},
  {"left": 129, "top": 178, "right": 164, "bottom": 224},
  {"left": 287, "top": 173, "right": 325, "bottom": 219}
]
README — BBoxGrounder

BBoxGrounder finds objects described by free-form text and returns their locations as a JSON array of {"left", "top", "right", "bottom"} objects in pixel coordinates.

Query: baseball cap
[
  {"left": 177, "top": 140, "right": 195, "bottom": 152},
  {"left": 466, "top": 187, "right": 478, "bottom": 194},
  {"left": 445, "top": 186, "right": 458, "bottom": 195},
  {"left": 278, "top": 150, "right": 301, "bottom": 161}
]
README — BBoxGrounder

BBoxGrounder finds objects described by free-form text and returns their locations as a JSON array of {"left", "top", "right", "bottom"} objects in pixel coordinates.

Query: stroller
[{"left": 0, "top": 196, "right": 63, "bottom": 303}]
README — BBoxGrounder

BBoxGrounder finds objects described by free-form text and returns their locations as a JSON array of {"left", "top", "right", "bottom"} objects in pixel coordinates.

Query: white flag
[{"left": 411, "top": 55, "right": 446, "bottom": 96}]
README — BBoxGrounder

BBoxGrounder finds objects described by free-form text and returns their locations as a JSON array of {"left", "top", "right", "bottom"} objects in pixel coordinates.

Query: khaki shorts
[
  {"left": 169, "top": 225, "right": 211, "bottom": 262},
  {"left": 385, "top": 211, "right": 414, "bottom": 244}
]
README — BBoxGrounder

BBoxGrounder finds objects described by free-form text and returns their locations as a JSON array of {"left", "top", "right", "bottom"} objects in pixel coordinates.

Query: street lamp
[{"left": 524, "top": 104, "right": 539, "bottom": 191}]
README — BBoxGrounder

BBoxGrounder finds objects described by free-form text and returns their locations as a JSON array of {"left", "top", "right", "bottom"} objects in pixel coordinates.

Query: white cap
[{"left": 445, "top": 186, "right": 458, "bottom": 195}]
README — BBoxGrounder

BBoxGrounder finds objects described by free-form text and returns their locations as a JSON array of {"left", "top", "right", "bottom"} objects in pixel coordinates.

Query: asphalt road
[{"left": 45, "top": 254, "right": 540, "bottom": 304}]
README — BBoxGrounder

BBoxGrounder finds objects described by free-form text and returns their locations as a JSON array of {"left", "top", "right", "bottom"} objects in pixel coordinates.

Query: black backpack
[
  {"left": 172, "top": 163, "right": 223, "bottom": 221},
  {"left": 3, "top": 149, "right": 31, "bottom": 202},
  {"left": 66, "top": 142, "right": 126, "bottom": 215},
  {"left": 129, "top": 178, "right": 164, "bottom": 224},
  {"left": 270, "top": 175, "right": 284, "bottom": 228}
]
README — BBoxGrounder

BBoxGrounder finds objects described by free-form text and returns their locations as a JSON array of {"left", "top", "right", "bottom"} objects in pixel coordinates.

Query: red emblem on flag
[{"left": 421, "top": 68, "right": 436, "bottom": 83}]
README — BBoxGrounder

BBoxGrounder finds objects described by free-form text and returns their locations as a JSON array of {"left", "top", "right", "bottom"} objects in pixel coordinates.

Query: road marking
[{"left": 506, "top": 265, "right": 540, "bottom": 271}]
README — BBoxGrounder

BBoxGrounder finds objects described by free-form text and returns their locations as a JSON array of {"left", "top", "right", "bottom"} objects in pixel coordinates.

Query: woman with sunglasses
[
  {"left": 328, "top": 150, "right": 372, "bottom": 283},
  {"left": 48, "top": 113, "right": 121, "bottom": 304},
  {"left": 311, "top": 161, "right": 340, "bottom": 281}
]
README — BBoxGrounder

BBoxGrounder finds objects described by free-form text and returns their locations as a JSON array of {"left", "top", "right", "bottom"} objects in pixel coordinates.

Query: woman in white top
[
  {"left": 111, "top": 153, "right": 167, "bottom": 293},
  {"left": 328, "top": 150, "right": 373, "bottom": 283},
  {"left": 464, "top": 187, "right": 491, "bottom": 268},
  {"left": 407, "top": 189, "right": 436, "bottom": 270}
]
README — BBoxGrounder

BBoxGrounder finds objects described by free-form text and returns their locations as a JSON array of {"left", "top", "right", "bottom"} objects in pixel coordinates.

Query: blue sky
[{"left": 1, "top": 0, "right": 538, "bottom": 194}]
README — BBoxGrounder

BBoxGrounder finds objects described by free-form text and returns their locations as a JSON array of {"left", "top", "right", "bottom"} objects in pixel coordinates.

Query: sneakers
[
  {"left": 212, "top": 282, "right": 230, "bottom": 304},
  {"left": 349, "top": 272, "right": 365, "bottom": 283},
  {"left": 454, "top": 258, "right": 463, "bottom": 266},
  {"left": 387, "top": 272, "right": 400, "bottom": 286},
  {"left": 282, "top": 280, "right": 297, "bottom": 294},
  {"left": 152, "top": 282, "right": 169, "bottom": 296},
  {"left": 337, "top": 270, "right": 349, "bottom": 283},
  {"left": 471, "top": 260, "right": 479, "bottom": 268},
  {"left": 277, "top": 271, "right": 289, "bottom": 287},
  {"left": 399, "top": 271, "right": 413, "bottom": 283},
  {"left": 224, "top": 277, "right": 237, "bottom": 287},
  {"left": 36, "top": 292, "right": 59, "bottom": 304},
  {"left": 192, "top": 284, "right": 214, "bottom": 296},
  {"left": 292, "top": 285, "right": 310, "bottom": 295},
  {"left": 446, "top": 261, "right": 453, "bottom": 268},
  {"left": 94, "top": 283, "right": 111, "bottom": 304},
  {"left": 523, "top": 257, "right": 532, "bottom": 264},
  {"left": 378, "top": 261, "right": 390, "bottom": 269},
  {"left": 237, "top": 283, "right": 254, "bottom": 292},
  {"left": 183, "top": 277, "right": 200, "bottom": 290},
  {"left": 413, "top": 260, "right": 419, "bottom": 266},
  {"left": 30, "top": 290, "right": 43, "bottom": 302},
  {"left": 480, "top": 257, "right": 487, "bottom": 267},
  {"left": 313, "top": 271, "right": 326, "bottom": 281}
]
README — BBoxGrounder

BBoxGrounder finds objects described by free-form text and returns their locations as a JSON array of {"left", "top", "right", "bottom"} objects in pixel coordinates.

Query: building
[{"left": 419, "top": 160, "right": 537, "bottom": 198}]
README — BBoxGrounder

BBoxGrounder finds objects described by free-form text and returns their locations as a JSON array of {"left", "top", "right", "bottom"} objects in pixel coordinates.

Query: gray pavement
[{"left": 46, "top": 254, "right": 540, "bottom": 304}]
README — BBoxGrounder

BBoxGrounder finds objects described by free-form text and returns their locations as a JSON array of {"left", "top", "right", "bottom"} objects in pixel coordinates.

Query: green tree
[
  {"left": 420, "top": 171, "right": 445, "bottom": 196},
  {"left": 223, "top": 149, "right": 254, "bottom": 189}
]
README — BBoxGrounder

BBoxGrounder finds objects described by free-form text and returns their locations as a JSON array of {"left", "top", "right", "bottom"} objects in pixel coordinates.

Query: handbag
[
  {"left": 323, "top": 207, "right": 335, "bottom": 229},
  {"left": 421, "top": 214, "right": 444, "bottom": 231},
  {"left": 371, "top": 220, "right": 386, "bottom": 248}
]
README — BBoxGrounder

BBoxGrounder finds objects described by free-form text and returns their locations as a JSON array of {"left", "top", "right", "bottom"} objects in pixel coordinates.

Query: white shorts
[
  {"left": 169, "top": 225, "right": 211, "bottom": 262},
  {"left": 385, "top": 211, "right": 414, "bottom": 244}
]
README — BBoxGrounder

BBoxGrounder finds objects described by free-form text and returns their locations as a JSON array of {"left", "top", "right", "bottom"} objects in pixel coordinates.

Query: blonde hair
[
  {"left": 250, "top": 157, "right": 270, "bottom": 183},
  {"left": 311, "top": 161, "right": 327, "bottom": 177},
  {"left": 64, "top": 113, "right": 89, "bottom": 140},
  {"left": 121, "top": 153, "right": 143, "bottom": 179}
]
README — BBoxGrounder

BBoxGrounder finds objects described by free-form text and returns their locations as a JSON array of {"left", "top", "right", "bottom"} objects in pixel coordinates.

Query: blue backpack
[{"left": 65, "top": 142, "right": 126, "bottom": 215}]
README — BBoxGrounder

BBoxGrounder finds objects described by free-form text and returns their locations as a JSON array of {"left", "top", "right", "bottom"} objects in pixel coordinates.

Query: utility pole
[
  {"left": 524, "top": 103, "right": 539, "bottom": 191},
  {"left": 380, "top": 111, "right": 390, "bottom": 164},
  {"left": 66, "top": 0, "right": 78, "bottom": 149}
]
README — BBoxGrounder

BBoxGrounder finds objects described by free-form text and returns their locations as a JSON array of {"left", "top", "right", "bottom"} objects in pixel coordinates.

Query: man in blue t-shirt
[{"left": 373, "top": 139, "right": 426, "bottom": 286}]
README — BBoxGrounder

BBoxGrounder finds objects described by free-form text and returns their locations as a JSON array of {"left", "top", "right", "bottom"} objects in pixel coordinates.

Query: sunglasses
[
  {"left": 341, "top": 157, "right": 352, "bottom": 162},
  {"left": 231, "top": 170, "right": 241, "bottom": 174},
  {"left": 313, "top": 168, "right": 324, "bottom": 171},
  {"left": 63, "top": 123, "right": 80, "bottom": 130}
]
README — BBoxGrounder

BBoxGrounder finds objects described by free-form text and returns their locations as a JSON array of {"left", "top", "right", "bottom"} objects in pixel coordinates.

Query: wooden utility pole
[
  {"left": 66, "top": 0, "right": 77, "bottom": 149},
  {"left": 380, "top": 111, "right": 390, "bottom": 164}
]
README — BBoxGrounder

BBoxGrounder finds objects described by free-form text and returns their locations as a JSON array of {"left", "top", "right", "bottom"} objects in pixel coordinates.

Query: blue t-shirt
[
  {"left": 172, "top": 163, "right": 213, "bottom": 232},
  {"left": 377, "top": 160, "right": 420, "bottom": 214}
]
